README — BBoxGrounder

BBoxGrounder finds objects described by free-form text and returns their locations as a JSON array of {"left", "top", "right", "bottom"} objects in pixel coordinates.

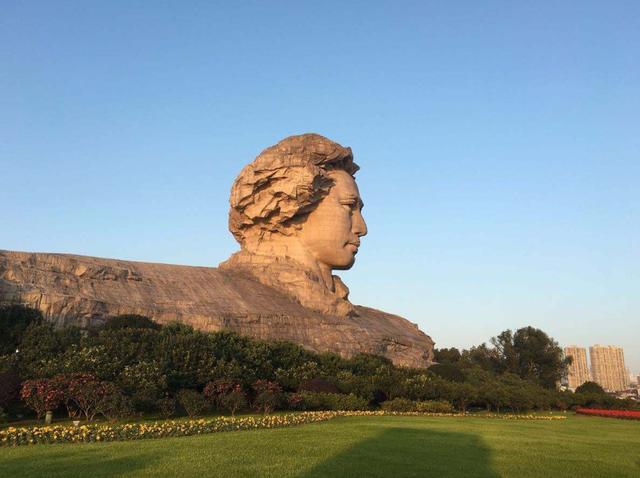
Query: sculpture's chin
[{"left": 332, "top": 257, "right": 356, "bottom": 271}]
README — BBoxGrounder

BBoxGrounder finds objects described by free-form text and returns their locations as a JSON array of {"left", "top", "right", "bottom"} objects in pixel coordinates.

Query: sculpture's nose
[{"left": 353, "top": 210, "right": 367, "bottom": 237}]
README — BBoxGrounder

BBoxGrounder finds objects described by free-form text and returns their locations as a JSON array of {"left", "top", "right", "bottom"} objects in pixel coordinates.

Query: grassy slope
[{"left": 0, "top": 415, "right": 638, "bottom": 477}]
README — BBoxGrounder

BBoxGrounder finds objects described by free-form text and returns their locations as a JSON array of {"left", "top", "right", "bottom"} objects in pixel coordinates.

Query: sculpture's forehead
[{"left": 327, "top": 170, "right": 361, "bottom": 197}]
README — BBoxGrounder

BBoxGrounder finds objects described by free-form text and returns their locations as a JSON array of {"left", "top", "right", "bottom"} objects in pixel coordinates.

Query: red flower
[{"left": 576, "top": 408, "right": 640, "bottom": 420}]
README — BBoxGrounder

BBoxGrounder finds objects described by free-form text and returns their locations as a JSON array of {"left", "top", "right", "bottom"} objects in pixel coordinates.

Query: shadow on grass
[
  {"left": 0, "top": 447, "right": 162, "bottom": 478},
  {"left": 300, "top": 427, "right": 499, "bottom": 478}
]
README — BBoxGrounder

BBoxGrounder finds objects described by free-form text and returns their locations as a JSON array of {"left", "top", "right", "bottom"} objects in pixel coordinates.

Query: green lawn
[{"left": 1, "top": 415, "right": 638, "bottom": 477}]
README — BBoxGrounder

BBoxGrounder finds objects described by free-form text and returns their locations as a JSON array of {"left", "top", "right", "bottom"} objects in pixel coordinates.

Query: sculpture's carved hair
[{"left": 229, "top": 133, "right": 359, "bottom": 246}]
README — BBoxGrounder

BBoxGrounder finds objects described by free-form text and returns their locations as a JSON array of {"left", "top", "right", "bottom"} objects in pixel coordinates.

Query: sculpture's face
[{"left": 298, "top": 170, "right": 368, "bottom": 271}]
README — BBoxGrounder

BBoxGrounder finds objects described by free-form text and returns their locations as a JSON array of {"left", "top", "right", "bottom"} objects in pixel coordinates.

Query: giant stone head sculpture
[{"left": 228, "top": 134, "right": 367, "bottom": 296}]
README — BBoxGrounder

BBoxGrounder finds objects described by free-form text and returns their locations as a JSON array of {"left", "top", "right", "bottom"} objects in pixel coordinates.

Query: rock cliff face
[{"left": 0, "top": 250, "right": 434, "bottom": 368}]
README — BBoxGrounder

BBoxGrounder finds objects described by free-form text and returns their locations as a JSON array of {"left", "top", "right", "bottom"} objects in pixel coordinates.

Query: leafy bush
[
  {"left": 298, "top": 377, "right": 339, "bottom": 394},
  {"left": 573, "top": 391, "right": 618, "bottom": 410},
  {"left": 0, "top": 305, "right": 43, "bottom": 355},
  {"left": 177, "top": 389, "right": 208, "bottom": 418},
  {"left": 156, "top": 396, "right": 176, "bottom": 419},
  {"left": 219, "top": 387, "right": 247, "bottom": 416},
  {"left": 6, "top": 306, "right": 638, "bottom": 415},
  {"left": 381, "top": 398, "right": 416, "bottom": 412},
  {"left": 446, "top": 382, "right": 478, "bottom": 412},
  {"left": 252, "top": 380, "right": 283, "bottom": 414},
  {"left": 429, "top": 363, "right": 465, "bottom": 383},
  {"left": 203, "top": 379, "right": 234, "bottom": 406},
  {"left": 57, "top": 345, "right": 118, "bottom": 380},
  {"left": 14, "top": 323, "right": 82, "bottom": 378},
  {"left": 119, "top": 361, "right": 167, "bottom": 409},
  {"left": 102, "top": 315, "right": 161, "bottom": 330},
  {"left": 95, "top": 383, "right": 135, "bottom": 421},
  {"left": 575, "top": 381, "right": 605, "bottom": 395},
  {"left": 380, "top": 398, "right": 454, "bottom": 413},
  {"left": 20, "top": 379, "right": 65, "bottom": 419},
  {"left": 203, "top": 380, "right": 247, "bottom": 416},
  {"left": 288, "top": 392, "right": 369, "bottom": 411},
  {"left": 63, "top": 373, "right": 115, "bottom": 421},
  {"left": 0, "top": 371, "right": 21, "bottom": 409},
  {"left": 433, "top": 347, "right": 462, "bottom": 364},
  {"left": 324, "top": 393, "right": 369, "bottom": 411},
  {"left": 275, "top": 362, "right": 321, "bottom": 390},
  {"left": 415, "top": 400, "right": 454, "bottom": 413}
]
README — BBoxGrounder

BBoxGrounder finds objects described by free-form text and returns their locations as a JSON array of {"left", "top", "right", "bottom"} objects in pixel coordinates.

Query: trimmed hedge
[
  {"left": 288, "top": 392, "right": 369, "bottom": 411},
  {"left": 381, "top": 398, "right": 453, "bottom": 413}
]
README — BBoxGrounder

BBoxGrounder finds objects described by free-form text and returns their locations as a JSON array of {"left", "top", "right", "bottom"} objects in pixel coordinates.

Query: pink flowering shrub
[
  {"left": 20, "top": 379, "right": 65, "bottom": 419},
  {"left": 252, "top": 380, "right": 283, "bottom": 414},
  {"left": 203, "top": 380, "right": 247, "bottom": 416}
]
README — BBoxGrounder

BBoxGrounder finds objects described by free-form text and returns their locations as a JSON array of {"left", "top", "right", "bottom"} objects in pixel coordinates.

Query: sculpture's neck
[
  {"left": 314, "top": 262, "right": 334, "bottom": 292},
  {"left": 244, "top": 235, "right": 335, "bottom": 291},
  {"left": 219, "top": 247, "right": 353, "bottom": 317}
]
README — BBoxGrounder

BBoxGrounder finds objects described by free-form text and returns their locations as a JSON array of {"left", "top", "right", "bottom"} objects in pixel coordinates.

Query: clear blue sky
[{"left": 2, "top": 1, "right": 639, "bottom": 373}]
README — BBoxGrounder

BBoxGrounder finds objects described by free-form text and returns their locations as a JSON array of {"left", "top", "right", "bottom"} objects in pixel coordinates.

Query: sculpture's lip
[{"left": 346, "top": 242, "right": 360, "bottom": 253}]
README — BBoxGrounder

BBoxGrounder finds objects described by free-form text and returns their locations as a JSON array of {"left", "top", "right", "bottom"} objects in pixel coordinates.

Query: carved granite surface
[
  {"left": 0, "top": 133, "right": 435, "bottom": 367},
  {"left": 0, "top": 250, "right": 434, "bottom": 368}
]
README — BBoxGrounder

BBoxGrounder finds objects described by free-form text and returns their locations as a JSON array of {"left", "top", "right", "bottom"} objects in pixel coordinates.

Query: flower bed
[
  {"left": 0, "top": 411, "right": 566, "bottom": 447},
  {"left": 0, "top": 412, "right": 337, "bottom": 447},
  {"left": 576, "top": 408, "right": 640, "bottom": 420},
  {"left": 337, "top": 411, "right": 566, "bottom": 420}
]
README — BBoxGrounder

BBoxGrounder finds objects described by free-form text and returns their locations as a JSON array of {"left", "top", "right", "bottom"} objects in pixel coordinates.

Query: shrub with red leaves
[
  {"left": 576, "top": 408, "right": 640, "bottom": 420},
  {"left": 65, "top": 373, "right": 111, "bottom": 421},
  {"left": 298, "top": 377, "right": 339, "bottom": 394},
  {"left": 252, "top": 380, "right": 283, "bottom": 414},
  {"left": 20, "top": 379, "right": 65, "bottom": 419},
  {"left": 53, "top": 373, "right": 118, "bottom": 421},
  {"left": 204, "top": 379, "right": 247, "bottom": 416}
]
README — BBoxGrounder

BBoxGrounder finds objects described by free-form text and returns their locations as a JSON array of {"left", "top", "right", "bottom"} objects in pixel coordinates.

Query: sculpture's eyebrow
[{"left": 340, "top": 195, "right": 364, "bottom": 209}]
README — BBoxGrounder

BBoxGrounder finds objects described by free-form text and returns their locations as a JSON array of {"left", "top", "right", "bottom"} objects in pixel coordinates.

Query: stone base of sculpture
[{"left": 0, "top": 250, "right": 434, "bottom": 368}]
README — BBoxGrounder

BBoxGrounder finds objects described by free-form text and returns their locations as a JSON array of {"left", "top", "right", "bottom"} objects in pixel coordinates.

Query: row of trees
[
  {"left": 0, "top": 305, "right": 636, "bottom": 422},
  {"left": 18, "top": 374, "right": 291, "bottom": 421},
  {"left": 432, "top": 326, "right": 572, "bottom": 389}
]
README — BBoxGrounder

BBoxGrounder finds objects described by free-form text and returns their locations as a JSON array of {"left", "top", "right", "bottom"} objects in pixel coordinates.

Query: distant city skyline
[
  {"left": 590, "top": 345, "right": 629, "bottom": 392},
  {"left": 564, "top": 346, "right": 591, "bottom": 390},
  {"left": 2, "top": 2, "right": 638, "bottom": 370},
  {"left": 565, "top": 344, "right": 632, "bottom": 392}
]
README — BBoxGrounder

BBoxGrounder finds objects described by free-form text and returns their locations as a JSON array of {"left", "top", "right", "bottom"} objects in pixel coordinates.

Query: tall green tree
[
  {"left": 491, "top": 327, "right": 569, "bottom": 389},
  {"left": 433, "top": 347, "right": 461, "bottom": 364},
  {"left": 575, "top": 381, "right": 605, "bottom": 395},
  {"left": 0, "top": 305, "right": 43, "bottom": 355}
]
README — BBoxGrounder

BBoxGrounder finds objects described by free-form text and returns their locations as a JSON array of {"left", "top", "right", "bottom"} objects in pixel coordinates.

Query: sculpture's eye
[{"left": 340, "top": 199, "right": 358, "bottom": 212}]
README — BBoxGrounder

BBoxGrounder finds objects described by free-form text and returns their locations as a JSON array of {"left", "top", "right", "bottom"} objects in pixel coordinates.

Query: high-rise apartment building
[
  {"left": 564, "top": 346, "right": 591, "bottom": 390},
  {"left": 589, "top": 345, "right": 629, "bottom": 392}
]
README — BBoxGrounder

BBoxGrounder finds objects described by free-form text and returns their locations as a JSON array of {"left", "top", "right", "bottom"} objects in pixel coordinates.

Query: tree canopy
[
  {"left": 0, "top": 305, "right": 43, "bottom": 355},
  {"left": 575, "top": 381, "right": 605, "bottom": 395}
]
